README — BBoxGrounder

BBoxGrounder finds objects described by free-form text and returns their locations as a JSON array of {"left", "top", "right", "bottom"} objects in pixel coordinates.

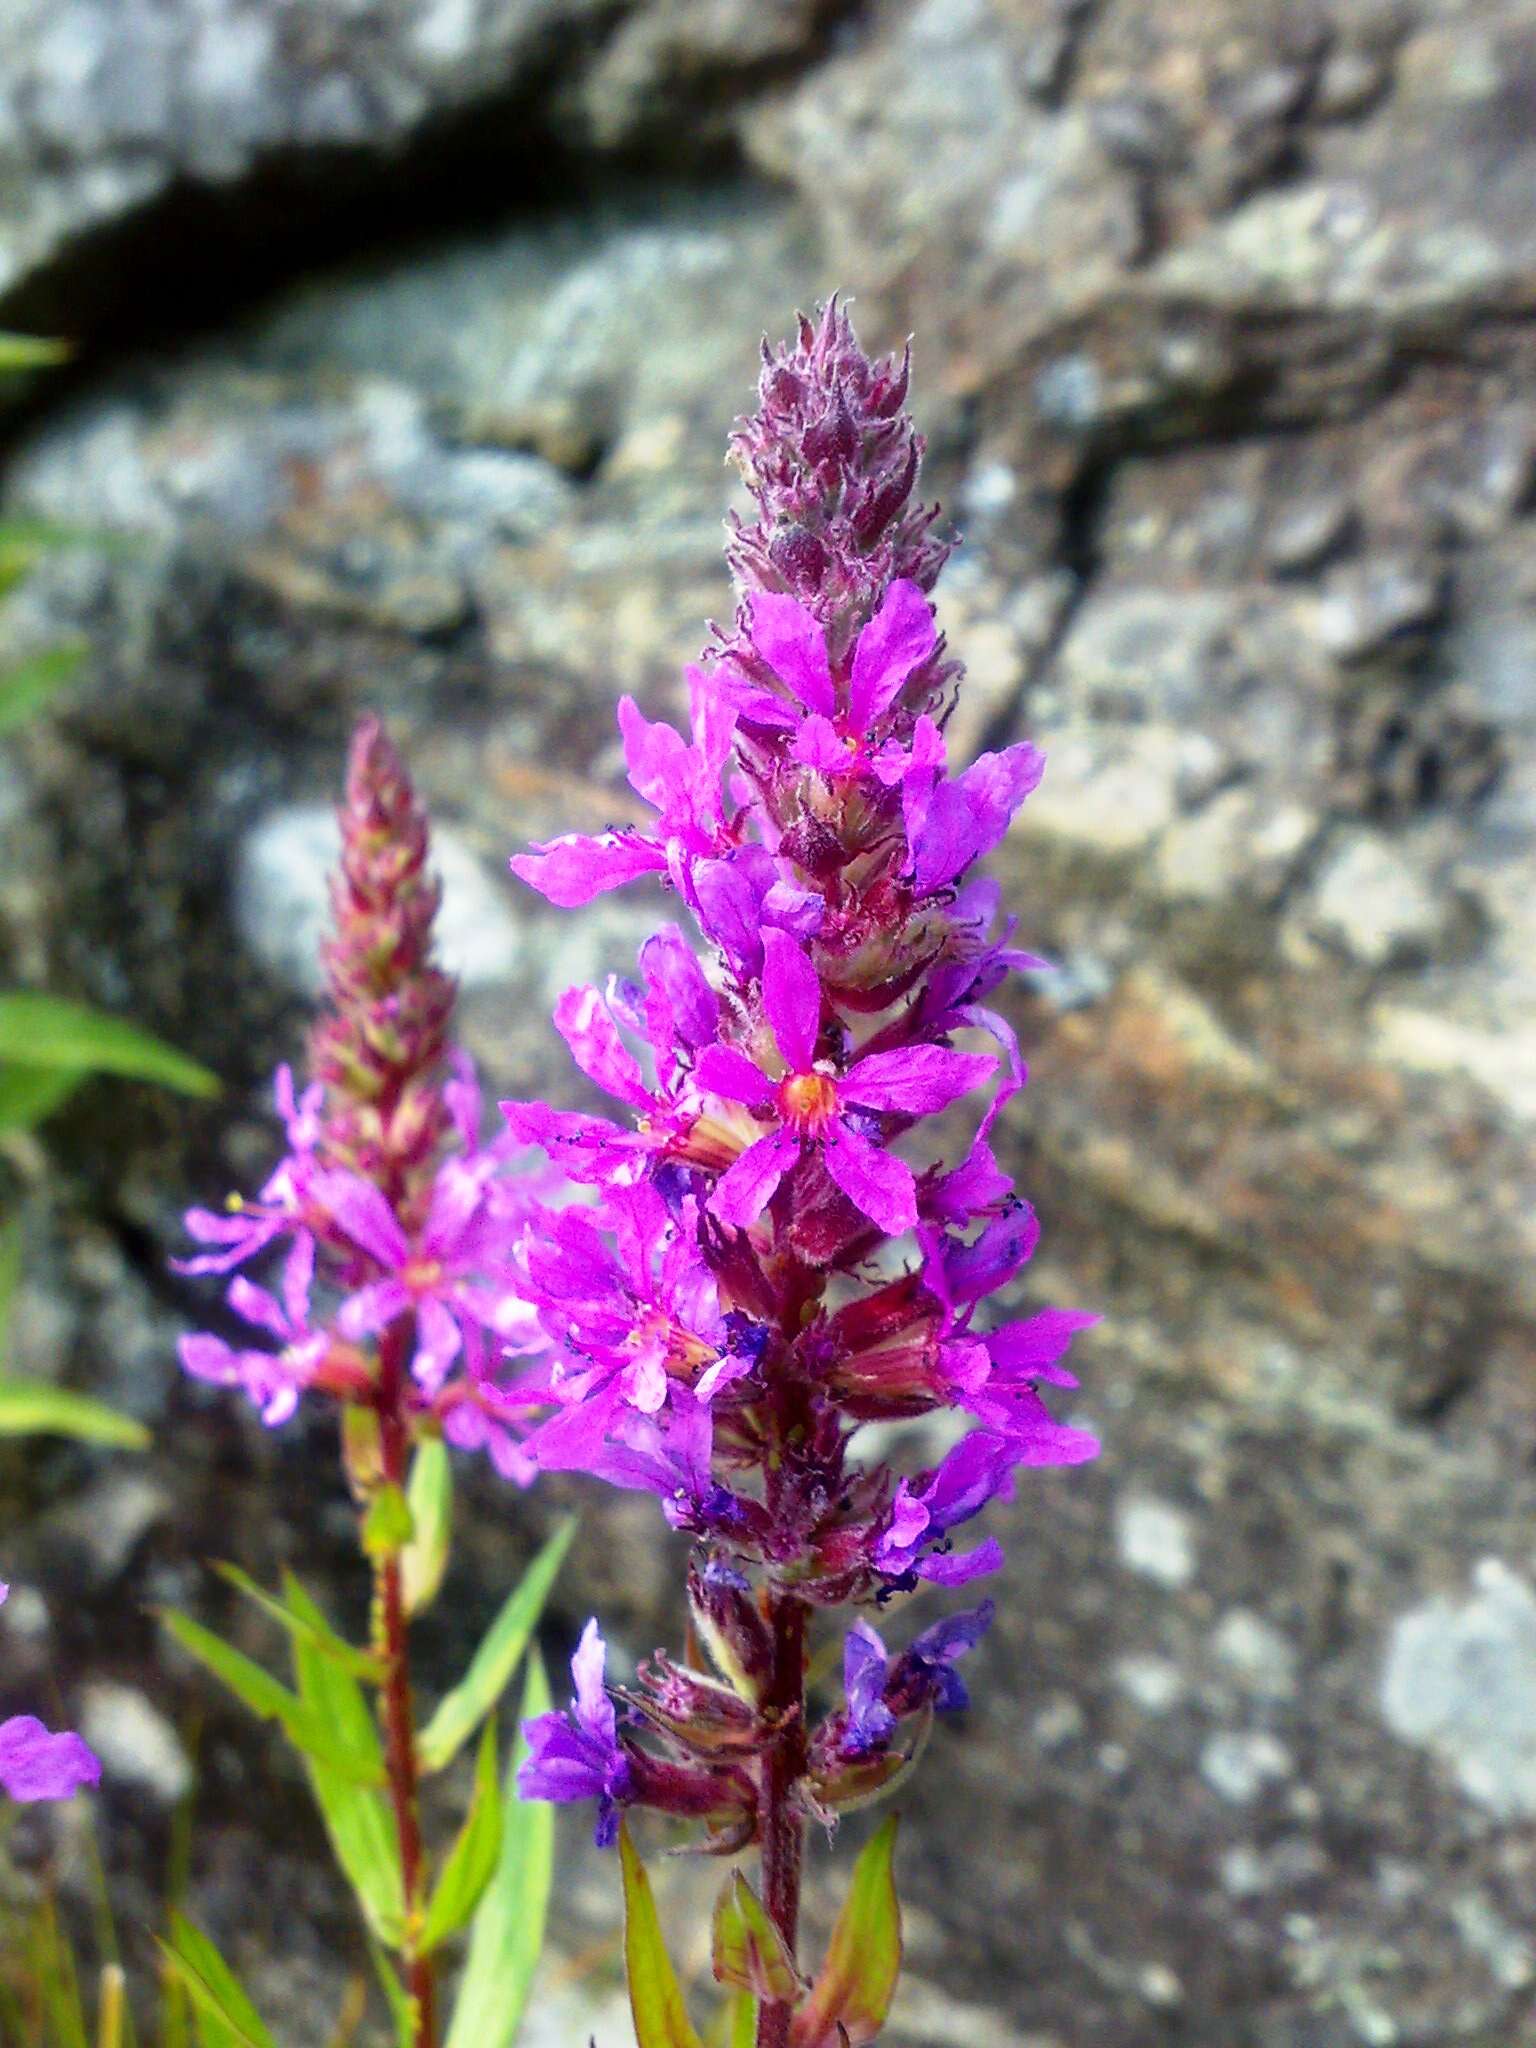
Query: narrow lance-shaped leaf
[
  {"left": 0, "top": 334, "right": 70, "bottom": 372},
  {"left": 212, "top": 1563, "right": 380, "bottom": 1680},
  {"left": 0, "top": 995, "right": 218, "bottom": 1097},
  {"left": 711, "top": 1872, "right": 801, "bottom": 2007},
  {"left": 401, "top": 1437, "right": 452, "bottom": 1617},
  {"left": 284, "top": 1574, "right": 404, "bottom": 1949},
  {"left": 368, "top": 1940, "right": 414, "bottom": 2048},
  {"left": 158, "top": 1609, "right": 382, "bottom": 1783},
  {"left": 620, "top": 1822, "right": 706, "bottom": 2048},
  {"left": 789, "top": 1816, "right": 902, "bottom": 2048},
  {"left": 0, "top": 1377, "right": 150, "bottom": 1449},
  {"left": 416, "top": 1516, "right": 574, "bottom": 1774},
  {"left": 0, "top": 1062, "right": 81, "bottom": 1133},
  {"left": 0, "top": 1218, "right": 22, "bottom": 1355},
  {"left": 156, "top": 1915, "right": 276, "bottom": 2048},
  {"left": 420, "top": 1716, "right": 503, "bottom": 1954},
  {"left": 444, "top": 1652, "right": 555, "bottom": 2048},
  {"left": 727, "top": 1994, "right": 756, "bottom": 2048}
]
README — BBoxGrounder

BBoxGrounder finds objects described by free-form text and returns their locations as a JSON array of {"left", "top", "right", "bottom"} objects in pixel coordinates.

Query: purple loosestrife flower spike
[
  {"left": 505, "top": 299, "right": 1099, "bottom": 2000},
  {"left": 175, "top": 719, "right": 552, "bottom": 1460}
]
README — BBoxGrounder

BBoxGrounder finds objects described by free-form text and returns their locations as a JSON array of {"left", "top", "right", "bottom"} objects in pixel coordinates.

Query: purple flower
[
  {"left": 512, "top": 671, "right": 736, "bottom": 908},
  {"left": 517, "top": 1183, "right": 738, "bottom": 1417},
  {"left": 696, "top": 928, "right": 993, "bottom": 1236},
  {"left": 173, "top": 1067, "right": 320, "bottom": 1279},
  {"left": 0, "top": 1588, "right": 100, "bottom": 1803},
  {"left": 887, "top": 1600, "right": 994, "bottom": 1716},
  {"left": 871, "top": 1433, "right": 1028, "bottom": 1587},
  {"left": 526, "top": 1388, "right": 722, "bottom": 1532},
  {"left": 0, "top": 1716, "right": 101, "bottom": 1803},
  {"left": 841, "top": 1621, "right": 897, "bottom": 1756},
  {"left": 517, "top": 1619, "right": 635, "bottom": 1847},
  {"left": 838, "top": 1600, "right": 993, "bottom": 1757},
  {"left": 177, "top": 1233, "right": 326, "bottom": 1427},
  {"left": 907, "top": 739, "right": 1046, "bottom": 897},
  {"left": 724, "top": 578, "right": 937, "bottom": 750},
  {"left": 330, "top": 1151, "right": 546, "bottom": 1393}
]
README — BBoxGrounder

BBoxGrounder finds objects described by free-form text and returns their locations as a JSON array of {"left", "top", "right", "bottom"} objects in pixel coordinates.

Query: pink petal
[
  {"left": 337, "top": 1278, "right": 413, "bottom": 1340},
  {"left": 913, "top": 1539, "right": 1005, "bottom": 1586},
  {"left": 694, "top": 1044, "right": 776, "bottom": 1108},
  {"left": 792, "top": 714, "right": 850, "bottom": 775},
  {"left": 313, "top": 1171, "right": 408, "bottom": 1269},
  {"left": 0, "top": 1717, "right": 100, "bottom": 1803},
  {"left": 617, "top": 696, "right": 693, "bottom": 814},
  {"left": 554, "top": 986, "right": 651, "bottom": 1111},
  {"left": 177, "top": 1333, "right": 242, "bottom": 1388},
  {"left": 686, "top": 663, "right": 738, "bottom": 773},
  {"left": 708, "top": 1129, "right": 800, "bottom": 1228},
  {"left": 511, "top": 835, "right": 665, "bottom": 906},
  {"left": 412, "top": 1298, "right": 463, "bottom": 1392},
  {"left": 823, "top": 1121, "right": 918, "bottom": 1235},
  {"left": 747, "top": 591, "right": 835, "bottom": 715},
  {"left": 281, "top": 1232, "right": 315, "bottom": 1331},
  {"left": 986, "top": 1309, "right": 1100, "bottom": 1378},
  {"left": 760, "top": 927, "right": 822, "bottom": 1074},
  {"left": 842, "top": 1044, "right": 996, "bottom": 1116},
  {"left": 848, "top": 579, "right": 936, "bottom": 729},
  {"left": 900, "top": 714, "right": 947, "bottom": 848},
  {"left": 225, "top": 1277, "right": 291, "bottom": 1344}
]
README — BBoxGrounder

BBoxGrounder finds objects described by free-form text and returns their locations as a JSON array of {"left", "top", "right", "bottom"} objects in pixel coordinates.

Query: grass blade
[
  {"left": 416, "top": 1518, "right": 573, "bottom": 1775},
  {"left": 444, "top": 1653, "right": 554, "bottom": 2048}
]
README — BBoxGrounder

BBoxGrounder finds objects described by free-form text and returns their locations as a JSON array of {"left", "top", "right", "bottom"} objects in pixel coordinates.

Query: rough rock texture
[{"left": 2, "top": 2, "right": 1536, "bottom": 2044}]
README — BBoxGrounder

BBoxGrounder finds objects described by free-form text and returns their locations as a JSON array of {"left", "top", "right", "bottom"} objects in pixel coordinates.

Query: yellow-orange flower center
[{"left": 780, "top": 1070, "right": 839, "bottom": 1132}]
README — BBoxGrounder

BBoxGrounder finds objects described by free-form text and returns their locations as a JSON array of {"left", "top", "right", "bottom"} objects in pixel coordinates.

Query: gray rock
[
  {"left": 236, "top": 805, "right": 524, "bottom": 996},
  {"left": 1115, "top": 1495, "right": 1198, "bottom": 1589},
  {"left": 80, "top": 1682, "right": 194, "bottom": 1805},
  {"left": 1381, "top": 1560, "right": 1536, "bottom": 1820},
  {"left": 1199, "top": 1730, "right": 1295, "bottom": 1805},
  {"left": 1, "top": 1, "right": 1535, "bottom": 2042}
]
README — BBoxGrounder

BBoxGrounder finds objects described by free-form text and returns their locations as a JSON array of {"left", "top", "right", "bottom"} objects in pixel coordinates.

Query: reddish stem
[
  {"left": 756, "top": 1590, "right": 808, "bottom": 2048},
  {"left": 373, "top": 1317, "right": 436, "bottom": 2048}
]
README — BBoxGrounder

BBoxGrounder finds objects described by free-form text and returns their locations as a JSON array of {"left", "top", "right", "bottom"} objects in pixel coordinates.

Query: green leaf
[
  {"left": 402, "top": 1439, "right": 452, "bottom": 1617},
  {"left": 284, "top": 1575, "right": 404, "bottom": 1949},
  {"left": 0, "top": 1216, "right": 21, "bottom": 1355},
  {"left": 711, "top": 1872, "right": 801, "bottom": 2006},
  {"left": 789, "top": 1817, "right": 902, "bottom": 2048},
  {"left": 620, "top": 1821, "right": 705, "bottom": 2048},
  {"left": 0, "top": 1376, "right": 150, "bottom": 1448},
  {"left": 0, "top": 1060, "right": 81, "bottom": 1132},
  {"left": 156, "top": 1914, "right": 276, "bottom": 2048},
  {"left": 416, "top": 1516, "right": 573, "bottom": 1775},
  {"left": 158, "top": 1609, "right": 381, "bottom": 1783},
  {"left": 728, "top": 1993, "right": 756, "bottom": 2048},
  {"left": 0, "top": 644, "right": 85, "bottom": 738},
  {"left": 420, "top": 1717, "right": 503, "bottom": 1954},
  {"left": 0, "top": 995, "right": 218, "bottom": 1097},
  {"left": 368, "top": 1939, "right": 414, "bottom": 2048},
  {"left": 0, "top": 334, "right": 70, "bottom": 373},
  {"left": 444, "top": 1653, "right": 554, "bottom": 2048},
  {"left": 361, "top": 1481, "right": 414, "bottom": 1560},
  {"left": 213, "top": 1563, "right": 380, "bottom": 1680}
]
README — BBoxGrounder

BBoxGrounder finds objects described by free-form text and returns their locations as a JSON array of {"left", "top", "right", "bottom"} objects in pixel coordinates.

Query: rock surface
[{"left": 2, "top": 1, "right": 1536, "bottom": 2043}]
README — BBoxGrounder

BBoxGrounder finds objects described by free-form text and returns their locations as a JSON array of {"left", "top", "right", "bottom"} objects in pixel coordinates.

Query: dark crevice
[
  {"left": 973, "top": 447, "right": 1116, "bottom": 758},
  {"left": 0, "top": 0, "right": 858, "bottom": 454}
]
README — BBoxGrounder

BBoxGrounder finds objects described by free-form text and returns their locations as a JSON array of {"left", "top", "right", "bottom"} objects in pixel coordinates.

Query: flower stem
[
  {"left": 372, "top": 1318, "right": 436, "bottom": 2048},
  {"left": 757, "top": 1590, "right": 807, "bottom": 2048}
]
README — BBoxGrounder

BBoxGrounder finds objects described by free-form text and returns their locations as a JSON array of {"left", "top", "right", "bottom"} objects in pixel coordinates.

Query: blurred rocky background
[{"left": 1, "top": 1, "right": 1535, "bottom": 2043}]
